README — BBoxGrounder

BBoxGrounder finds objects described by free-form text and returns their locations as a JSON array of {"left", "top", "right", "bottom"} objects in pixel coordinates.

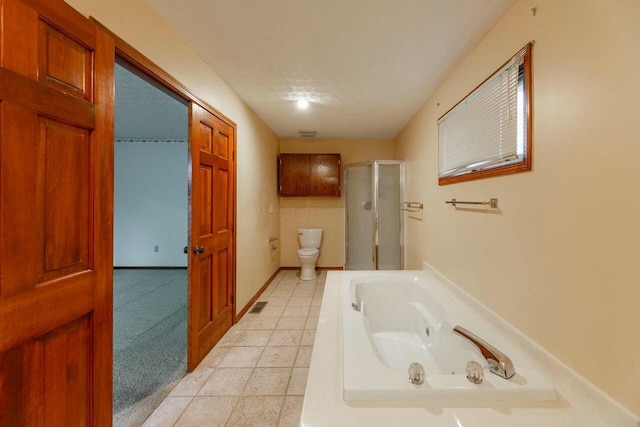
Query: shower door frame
[{"left": 344, "top": 160, "right": 405, "bottom": 270}]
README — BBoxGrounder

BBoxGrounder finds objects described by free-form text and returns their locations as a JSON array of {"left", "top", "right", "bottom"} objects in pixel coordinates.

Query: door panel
[
  {"left": 214, "top": 169, "right": 229, "bottom": 231},
  {"left": 38, "top": 21, "right": 93, "bottom": 99},
  {"left": 40, "top": 117, "right": 92, "bottom": 280},
  {"left": 188, "top": 103, "right": 235, "bottom": 370},
  {"left": 199, "top": 165, "right": 214, "bottom": 235},
  {"left": 0, "top": 0, "right": 113, "bottom": 425}
]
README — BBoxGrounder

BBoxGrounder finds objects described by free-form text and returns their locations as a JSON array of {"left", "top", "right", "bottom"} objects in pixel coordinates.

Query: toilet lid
[{"left": 297, "top": 248, "right": 319, "bottom": 256}]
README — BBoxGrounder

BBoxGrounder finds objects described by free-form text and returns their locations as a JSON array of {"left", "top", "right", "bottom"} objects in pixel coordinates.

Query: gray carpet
[{"left": 113, "top": 269, "right": 187, "bottom": 427}]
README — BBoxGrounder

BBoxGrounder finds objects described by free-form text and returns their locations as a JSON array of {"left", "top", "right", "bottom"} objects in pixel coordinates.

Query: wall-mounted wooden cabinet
[{"left": 279, "top": 153, "right": 341, "bottom": 197}]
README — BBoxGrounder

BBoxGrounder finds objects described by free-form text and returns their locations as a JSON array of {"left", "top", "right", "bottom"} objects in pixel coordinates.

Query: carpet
[{"left": 112, "top": 269, "right": 187, "bottom": 427}]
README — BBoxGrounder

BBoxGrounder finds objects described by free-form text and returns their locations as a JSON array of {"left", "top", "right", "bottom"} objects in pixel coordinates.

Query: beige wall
[
  {"left": 66, "top": 0, "right": 281, "bottom": 314},
  {"left": 279, "top": 139, "right": 394, "bottom": 268},
  {"left": 395, "top": 0, "right": 640, "bottom": 416}
]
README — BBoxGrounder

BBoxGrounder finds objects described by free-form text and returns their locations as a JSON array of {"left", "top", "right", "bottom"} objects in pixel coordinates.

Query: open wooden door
[
  {"left": 0, "top": 0, "right": 114, "bottom": 425},
  {"left": 187, "top": 103, "right": 235, "bottom": 370}
]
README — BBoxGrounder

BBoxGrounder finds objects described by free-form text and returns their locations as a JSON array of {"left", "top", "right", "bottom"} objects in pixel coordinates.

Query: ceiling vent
[{"left": 299, "top": 130, "right": 316, "bottom": 138}]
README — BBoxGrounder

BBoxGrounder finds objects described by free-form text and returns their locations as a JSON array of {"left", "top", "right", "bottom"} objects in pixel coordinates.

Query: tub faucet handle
[{"left": 408, "top": 362, "right": 425, "bottom": 385}]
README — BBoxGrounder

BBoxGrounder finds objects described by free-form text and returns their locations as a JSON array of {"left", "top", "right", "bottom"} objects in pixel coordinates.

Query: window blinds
[{"left": 438, "top": 54, "right": 525, "bottom": 178}]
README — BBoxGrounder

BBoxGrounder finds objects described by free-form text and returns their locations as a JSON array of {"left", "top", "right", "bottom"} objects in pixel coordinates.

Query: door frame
[{"left": 99, "top": 20, "right": 238, "bottom": 365}]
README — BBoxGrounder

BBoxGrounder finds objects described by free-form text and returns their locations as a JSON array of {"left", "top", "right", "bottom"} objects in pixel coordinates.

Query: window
[{"left": 437, "top": 43, "right": 532, "bottom": 185}]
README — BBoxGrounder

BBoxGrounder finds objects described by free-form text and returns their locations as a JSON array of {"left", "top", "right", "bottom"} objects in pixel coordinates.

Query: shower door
[{"left": 345, "top": 161, "right": 403, "bottom": 270}]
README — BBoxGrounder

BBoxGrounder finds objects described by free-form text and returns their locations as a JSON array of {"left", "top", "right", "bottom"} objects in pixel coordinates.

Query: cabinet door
[
  {"left": 280, "top": 154, "right": 310, "bottom": 196},
  {"left": 310, "top": 154, "right": 341, "bottom": 196}
]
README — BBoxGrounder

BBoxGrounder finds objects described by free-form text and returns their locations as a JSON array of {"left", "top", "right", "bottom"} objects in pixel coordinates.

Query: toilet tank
[{"left": 298, "top": 228, "right": 323, "bottom": 248}]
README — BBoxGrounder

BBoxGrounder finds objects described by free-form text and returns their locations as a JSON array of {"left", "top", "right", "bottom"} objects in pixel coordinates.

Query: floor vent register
[{"left": 249, "top": 301, "right": 268, "bottom": 314}]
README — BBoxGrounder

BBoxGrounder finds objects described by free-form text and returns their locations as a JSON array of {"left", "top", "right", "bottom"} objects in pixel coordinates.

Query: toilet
[{"left": 297, "top": 228, "right": 323, "bottom": 280}]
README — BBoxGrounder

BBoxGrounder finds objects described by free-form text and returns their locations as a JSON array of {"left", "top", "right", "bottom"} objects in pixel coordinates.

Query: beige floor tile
[
  {"left": 308, "top": 306, "right": 321, "bottom": 318},
  {"left": 264, "top": 297, "right": 290, "bottom": 306},
  {"left": 275, "top": 282, "right": 296, "bottom": 291},
  {"left": 286, "top": 297, "right": 312, "bottom": 307},
  {"left": 286, "top": 368, "right": 308, "bottom": 395},
  {"left": 292, "top": 289, "right": 315, "bottom": 298},
  {"left": 169, "top": 368, "right": 214, "bottom": 396},
  {"left": 198, "top": 368, "right": 253, "bottom": 396},
  {"left": 294, "top": 346, "right": 313, "bottom": 368},
  {"left": 305, "top": 317, "right": 318, "bottom": 330},
  {"left": 141, "top": 396, "right": 192, "bottom": 427},
  {"left": 245, "top": 316, "right": 279, "bottom": 330},
  {"left": 258, "top": 305, "right": 286, "bottom": 317},
  {"left": 174, "top": 396, "right": 238, "bottom": 427},
  {"left": 270, "top": 289, "right": 294, "bottom": 299},
  {"left": 313, "top": 289, "right": 324, "bottom": 298},
  {"left": 311, "top": 297, "right": 323, "bottom": 307},
  {"left": 264, "top": 283, "right": 279, "bottom": 293},
  {"left": 234, "top": 330, "right": 273, "bottom": 346},
  {"left": 276, "top": 317, "right": 307, "bottom": 330},
  {"left": 199, "top": 346, "right": 230, "bottom": 368},
  {"left": 257, "top": 346, "right": 298, "bottom": 367},
  {"left": 226, "top": 396, "right": 284, "bottom": 427},
  {"left": 230, "top": 318, "right": 252, "bottom": 331},
  {"left": 218, "top": 346, "right": 263, "bottom": 368},
  {"left": 300, "top": 329, "right": 316, "bottom": 346},
  {"left": 216, "top": 328, "right": 244, "bottom": 347},
  {"left": 243, "top": 368, "right": 292, "bottom": 395},
  {"left": 267, "top": 330, "right": 303, "bottom": 346},
  {"left": 281, "top": 305, "right": 310, "bottom": 318},
  {"left": 294, "top": 282, "right": 316, "bottom": 291},
  {"left": 277, "top": 396, "right": 304, "bottom": 427}
]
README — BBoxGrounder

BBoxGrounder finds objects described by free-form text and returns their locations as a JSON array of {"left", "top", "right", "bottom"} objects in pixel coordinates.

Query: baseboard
[
  {"left": 113, "top": 266, "right": 187, "bottom": 270},
  {"left": 280, "top": 266, "right": 344, "bottom": 270},
  {"left": 421, "top": 261, "right": 640, "bottom": 426},
  {"left": 236, "top": 268, "right": 281, "bottom": 322}
]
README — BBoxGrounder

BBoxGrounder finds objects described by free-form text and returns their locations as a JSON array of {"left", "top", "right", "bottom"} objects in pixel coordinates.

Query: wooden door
[
  {"left": 0, "top": 0, "right": 114, "bottom": 425},
  {"left": 188, "top": 103, "right": 235, "bottom": 370}
]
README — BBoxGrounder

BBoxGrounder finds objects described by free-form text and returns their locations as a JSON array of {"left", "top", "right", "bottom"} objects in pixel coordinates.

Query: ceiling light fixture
[{"left": 296, "top": 99, "right": 310, "bottom": 109}]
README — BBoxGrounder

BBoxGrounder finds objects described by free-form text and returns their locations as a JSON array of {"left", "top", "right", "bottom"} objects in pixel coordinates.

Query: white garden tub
[{"left": 342, "top": 271, "right": 557, "bottom": 402}]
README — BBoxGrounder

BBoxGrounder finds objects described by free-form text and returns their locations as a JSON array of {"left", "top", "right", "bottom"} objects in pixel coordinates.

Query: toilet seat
[{"left": 297, "top": 248, "right": 319, "bottom": 257}]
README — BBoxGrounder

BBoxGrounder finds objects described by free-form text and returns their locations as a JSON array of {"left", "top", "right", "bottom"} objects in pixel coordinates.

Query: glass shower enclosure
[{"left": 345, "top": 161, "right": 404, "bottom": 270}]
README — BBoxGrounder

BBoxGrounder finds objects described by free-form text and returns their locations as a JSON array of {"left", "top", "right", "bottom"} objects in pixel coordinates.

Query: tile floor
[{"left": 142, "top": 269, "right": 326, "bottom": 427}]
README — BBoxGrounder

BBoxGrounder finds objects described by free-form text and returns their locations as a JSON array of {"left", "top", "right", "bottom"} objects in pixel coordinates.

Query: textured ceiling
[
  {"left": 115, "top": 62, "right": 188, "bottom": 140},
  {"left": 145, "top": 0, "right": 515, "bottom": 139}
]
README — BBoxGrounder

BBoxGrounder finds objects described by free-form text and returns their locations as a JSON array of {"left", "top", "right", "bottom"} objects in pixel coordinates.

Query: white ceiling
[
  {"left": 145, "top": 0, "right": 515, "bottom": 139},
  {"left": 115, "top": 62, "right": 188, "bottom": 140}
]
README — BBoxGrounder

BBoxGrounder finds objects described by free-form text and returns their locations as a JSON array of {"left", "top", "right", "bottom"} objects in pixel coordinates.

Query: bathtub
[{"left": 341, "top": 271, "right": 557, "bottom": 402}]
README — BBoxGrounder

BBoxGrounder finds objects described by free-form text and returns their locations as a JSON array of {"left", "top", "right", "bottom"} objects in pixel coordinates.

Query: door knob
[{"left": 193, "top": 246, "right": 205, "bottom": 254}]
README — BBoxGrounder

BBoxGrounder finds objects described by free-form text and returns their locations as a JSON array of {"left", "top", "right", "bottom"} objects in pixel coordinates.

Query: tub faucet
[{"left": 453, "top": 326, "right": 516, "bottom": 379}]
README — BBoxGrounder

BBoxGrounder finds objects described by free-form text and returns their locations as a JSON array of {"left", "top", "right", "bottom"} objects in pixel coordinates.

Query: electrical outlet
[{"left": 154, "top": 245, "right": 159, "bottom": 252}]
